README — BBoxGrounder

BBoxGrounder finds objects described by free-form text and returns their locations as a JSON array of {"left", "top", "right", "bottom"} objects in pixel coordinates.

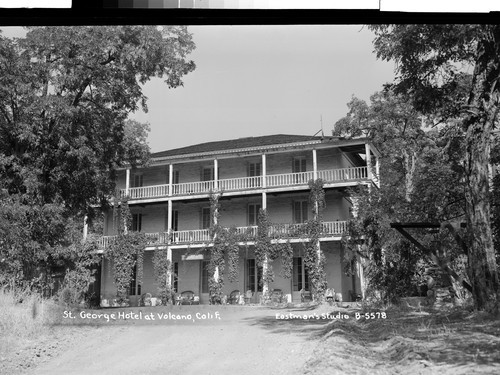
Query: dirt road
[{"left": 25, "top": 305, "right": 322, "bottom": 375}]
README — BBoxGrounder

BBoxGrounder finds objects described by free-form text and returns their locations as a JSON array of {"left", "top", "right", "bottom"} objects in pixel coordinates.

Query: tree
[
  {"left": 335, "top": 89, "right": 467, "bottom": 303},
  {"left": 369, "top": 25, "right": 500, "bottom": 311},
  {"left": 334, "top": 88, "right": 427, "bottom": 203},
  {"left": 0, "top": 26, "right": 196, "bottom": 288}
]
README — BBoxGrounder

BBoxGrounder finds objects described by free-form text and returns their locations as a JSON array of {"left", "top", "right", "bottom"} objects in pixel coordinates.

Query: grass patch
[{"left": 0, "top": 287, "right": 61, "bottom": 353}]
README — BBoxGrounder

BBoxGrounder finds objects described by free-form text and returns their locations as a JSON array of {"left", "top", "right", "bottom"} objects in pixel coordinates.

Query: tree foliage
[
  {"left": 336, "top": 88, "right": 467, "bottom": 303},
  {"left": 0, "top": 26, "right": 196, "bottom": 290},
  {"left": 369, "top": 24, "right": 500, "bottom": 311}
]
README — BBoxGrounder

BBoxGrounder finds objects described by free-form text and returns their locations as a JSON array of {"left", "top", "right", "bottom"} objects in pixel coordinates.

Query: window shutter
[
  {"left": 302, "top": 201, "right": 308, "bottom": 222},
  {"left": 293, "top": 201, "right": 299, "bottom": 223},
  {"left": 173, "top": 210, "right": 179, "bottom": 231},
  {"left": 199, "top": 207, "right": 202, "bottom": 229}
]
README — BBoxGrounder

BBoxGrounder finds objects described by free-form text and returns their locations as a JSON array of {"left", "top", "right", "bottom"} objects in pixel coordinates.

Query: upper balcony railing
[
  {"left": 98, "top": 221, "right": 347, "bottom": 249},
  {"left": 121, "top": 166, "right": 370, "bottom": 200}
]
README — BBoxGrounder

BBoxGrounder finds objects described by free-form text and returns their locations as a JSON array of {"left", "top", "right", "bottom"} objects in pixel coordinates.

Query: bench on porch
[
  {"left": 176, "top": 291, "right": 200, "bottom": 305},
  {"left": 228, "top": 290, "right": 241, "bottom": 305},
  {"left": 300, "top": 289, "right": 313, "bottom": 303}
]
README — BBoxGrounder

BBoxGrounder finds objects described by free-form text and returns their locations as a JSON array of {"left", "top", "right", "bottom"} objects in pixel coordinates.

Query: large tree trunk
[{"left": 463, "top": 26, "right": 500, "bottom": 311}]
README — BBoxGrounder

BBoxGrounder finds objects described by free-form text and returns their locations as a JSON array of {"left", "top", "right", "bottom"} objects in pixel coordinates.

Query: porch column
[
  {"left": 83, "top": 215, "right": 88, "bottom": 241},
  {"left": 262, "top": 256, "right": 269, "bottom": 298},
  {"left": 365, "top": 143, "right": 372, "bottom": 180},
  {"left": 168, "top": 164, "right": 173, "bottom": 196},
  {"left": 375, "top": 156, "right": 380, "bottom": 187},
  {"left": 312, "top": 149, "right": 318, "bottom": 180},
  {"left": 125, "top": 168, "right": 131, "bottom": 196},
  {"left": 166, "top": 247, "right": 172, "bottom": 289},
  {"left": 214, "top": 158, "right": 218, "bottom": 189},
  {"left": 262, "top": 153, "right": 267, "bottom": 188},
  {"left": 261, "top": 153, "right": 268, "bottom": 301},
  {"left": 167, "top": 199, "right": 173, "bottom": 230}
]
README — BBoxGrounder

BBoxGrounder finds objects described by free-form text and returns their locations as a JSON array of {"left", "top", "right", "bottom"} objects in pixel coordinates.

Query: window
[
  {"left": 201, "top": 207, "right": 211, "bottom": 229},
  {"left": 165, "top": 210, "right": 179, "bottom": 231},
  {"left": 248, "top": 162, "right": 262, "bottom": 177},
  {"left": 173, "top": 262, "right": 178, "bottom": 293},
  {"left": 132, "top": 213, "right": 142, "bottom": 232},
  {"left": 131, "top": 173, "right": 143, "bottom": 188},
  {"left": 201, "top": 260, "right": 210, "bottom": 293},
  {"left": 170, "top": 170, "right": 180, "bottom": 195},
  {"left": 292, "top": 157, "right": 306, "bottom": 173},
  {"left": 202, "top": 166, "right": 214, "bottom": 181},
  {"left": 172, "top": 210, "right": 179, "bottom": 231},
  {"left": 248, "top": 203, "right": 261, "bottom": 226},
  {"left": 248, "top": 162, "right": 262, "bottom": 188},
  {"left": 293, "top": 157, "right": 307, "bottom": 184},
  {"left": 128, "top": 263, "right": 141, "bottom": 296},
  {"left": 293, "top": 201, "right": 308, "bottom": 223},
  {"left": 292, "top": 257, "right": 310, "bottom": 291},
  {"left": 246, "top": 259, "right": 263, "bottom": 293}
]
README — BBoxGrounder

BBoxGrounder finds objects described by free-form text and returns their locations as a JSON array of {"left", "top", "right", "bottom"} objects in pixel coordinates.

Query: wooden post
[
  {"left": 365, "top": 143, "right": 372, "bottom": 180},
  {"left": 166, "top": 247, "right": 172, "bottom": 288},
  {"left": 313, "top": 149, "right": 318, "bottom": 180},
  {"left": 125, "top": 168, "right": 131, "bottom": 196},
  {"left": 167, "top": 199, "right": 172, "bottom": 233},
  {"left": 168, "top": 164, "right": 173, "bottom": 196},
  {"left": 262, "top": 153, "right": 267, "bottom": 188},
  {"left": 214, "top": 158, "right": 218, "bottom": 189}
]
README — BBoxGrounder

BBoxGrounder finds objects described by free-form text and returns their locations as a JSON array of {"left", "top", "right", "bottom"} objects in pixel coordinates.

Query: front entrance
[{"left": 292, "top": 257, "right": 310, "bottom": 302}]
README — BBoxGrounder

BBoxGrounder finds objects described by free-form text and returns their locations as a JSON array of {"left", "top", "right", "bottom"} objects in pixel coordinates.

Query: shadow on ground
[{"left": 244, "top": 304, "right": 500, "bottom": 374}]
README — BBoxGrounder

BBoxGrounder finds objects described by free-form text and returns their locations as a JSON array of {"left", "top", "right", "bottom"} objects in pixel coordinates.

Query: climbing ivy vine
[
  {"left": 105, "top": 197, "right": 147, "bottom": 304},
  {"left": 207, "top": 191, "right": 241, "bottom": 301},
  {"left": 205, "top": 181, "right": 325, "bottom": 305},
  {"left": 302, "top": 179, "right": 328, "bottom": 301},
  {"left": 255, "top": 209, "right": 273, "bottom": 301},
  {"left": 152, "top": 249, "right": 172, "bottom": 305},
  {"left": 255, "top": 209, "right": 294, "bottom": 302}
]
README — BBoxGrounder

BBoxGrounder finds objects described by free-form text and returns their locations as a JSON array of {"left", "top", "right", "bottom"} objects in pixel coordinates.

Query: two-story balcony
[
  {"left": 97, "top": 220, "right": 348, "bottom": 249},
  {"left": 122, "top": 166, "right": 371, "bottom": 201}
]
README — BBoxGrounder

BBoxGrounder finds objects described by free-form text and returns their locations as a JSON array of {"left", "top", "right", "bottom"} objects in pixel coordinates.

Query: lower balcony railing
[
  {"left": 98, "top": 221, "right": 347, "bottom": 249},
  {"left": 120, "top": 167, "right": 369, "bottom": 200}
]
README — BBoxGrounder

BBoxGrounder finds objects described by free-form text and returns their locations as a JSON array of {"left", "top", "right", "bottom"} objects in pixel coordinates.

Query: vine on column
[
  {"left": 105, "top": 196, "right": 147, "bottom": 305},
  {"left": 302, "top": 179, "right": 327, "bottom": 301}
]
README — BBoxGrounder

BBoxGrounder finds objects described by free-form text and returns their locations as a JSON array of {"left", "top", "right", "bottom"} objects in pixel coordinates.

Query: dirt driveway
[{"left": 25, "top": 305, "right": 324, "bottom": 375}]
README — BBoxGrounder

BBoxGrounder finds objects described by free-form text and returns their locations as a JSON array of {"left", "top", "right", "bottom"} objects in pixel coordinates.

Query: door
[
  {"left": 248, "top": 162, "right": 262, "bottom": 188},
  {"left": 292, "top": 257, "right": 310, "bottom": 302},
  {"left": 293, "top": 157, "right": 307, "bottom": 183}
]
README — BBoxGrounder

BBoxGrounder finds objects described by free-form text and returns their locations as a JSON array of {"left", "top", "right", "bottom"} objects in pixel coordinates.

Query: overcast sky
[
  {"left": 131, "top": 25, "right": 395, "bottom": 153},
  {"left": 1, "top": 25, "right": 396, "bottom": 153}
]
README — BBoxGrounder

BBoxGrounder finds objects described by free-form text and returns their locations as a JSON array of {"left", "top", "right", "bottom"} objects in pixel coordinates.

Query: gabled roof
[{"left": 151, "top": 134, "right": 323, "bottom": 159}]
